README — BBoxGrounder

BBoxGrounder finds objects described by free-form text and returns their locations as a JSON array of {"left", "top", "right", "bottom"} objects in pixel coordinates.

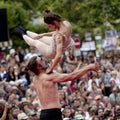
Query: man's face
[
  {"left": 36, "top": 56, "right": 48, "bottom": 69},
  {"left": 36, "top": 56, "right": 42, "bottom": 63}
]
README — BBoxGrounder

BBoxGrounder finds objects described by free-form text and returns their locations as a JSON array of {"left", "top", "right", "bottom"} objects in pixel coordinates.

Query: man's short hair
[
  {"left": 26, "top": 56, "right": 48, "bottom": 74},
  {"left": 26, "top": 56, "right": 38, "bottom": 74}
]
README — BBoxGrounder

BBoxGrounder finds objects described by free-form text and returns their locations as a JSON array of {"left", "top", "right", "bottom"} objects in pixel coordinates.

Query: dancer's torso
[{"left": 49, "top": 32, "right": 74, "bottom": 59}]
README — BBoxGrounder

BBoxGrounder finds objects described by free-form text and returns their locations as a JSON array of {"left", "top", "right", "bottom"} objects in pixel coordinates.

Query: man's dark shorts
[{"left": 40, "top": 108, "right": 62, "bottom": 120}]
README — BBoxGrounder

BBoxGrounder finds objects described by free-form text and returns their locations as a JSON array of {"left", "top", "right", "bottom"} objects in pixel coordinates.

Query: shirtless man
[
  {"left": 14, "top": 10, "right": 74, "bottom": 74},
  {"left": 26, "top": 56, "right": 99, "bottom": 120}
]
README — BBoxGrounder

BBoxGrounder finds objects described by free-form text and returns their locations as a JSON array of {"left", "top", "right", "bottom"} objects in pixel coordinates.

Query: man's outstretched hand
[{"left": 88, "top": 62, "right": 100, "bottom": 72}]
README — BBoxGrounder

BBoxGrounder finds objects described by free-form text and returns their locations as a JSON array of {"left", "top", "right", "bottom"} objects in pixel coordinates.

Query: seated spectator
[
  {"left": 0, "top": 102, "right": 14, "bottom": 120},
  {"left": 109, "top": 87, "right": 120, "bottom": 106},
  {"left": 18, "top": 65, "right": 30, "bottom": 85},
  {"left": 92, "top": 115, "right": 100, "bottom": 120},
  {"left": 25, "top": 83, "right": 36, "bottom": 101},
  {"left": 103, "top": 96, "right": 111, "bottom": 107},
  {"left": 110, "top": 71, "right": 120, "bottom": 88},
  {"left": 103, "top": 108, "right": 113, "bottom": 119},
  {"left": 94, "top": 95, "right": 105, "bottom": 109},
  {"left": 24, "top": 46, "right": 38, "bottom": 61},
  {"left": 114, "top": 64, "right": 120, "bottom": 80},
  {"left": 17, "top": 46, "right": 25, "bottom": 63},
  {"left": 97, "top": 108, "right": 104, "bottom": 119},
  {"left": 10, "top": 106, "right": 20, "bottom": 120},
  {"left": 4, "top": 66, "right": 16, "bottom": 82},
  {"left": 0, "top": 65, "right": 7, "bottom": 81},
  {"left": 6, "top": 48, "right": 20, "bottom": 69},
  {"left": 0, "top": 88, "right": 5, "bottom": 102},
  {"left": 62, "top": 107, "right": 73, "bottom": 120},
  {"left": 66, "top": 49, "right": 78, "bottom": 65}
]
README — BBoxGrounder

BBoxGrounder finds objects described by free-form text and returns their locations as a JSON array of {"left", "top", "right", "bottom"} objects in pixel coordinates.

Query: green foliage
[
  {"left": 0, "top": 0, "right": 120, "bottom": 48},
  {"left": 0, "top": 1, "right": 29, "bottom": 27},
  {"left": 36, "top": 0, "right": 120, "bottom": 37}
]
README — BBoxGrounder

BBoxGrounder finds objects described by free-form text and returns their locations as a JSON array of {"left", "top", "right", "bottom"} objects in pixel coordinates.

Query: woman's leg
[
  {"left": 26, "top": 31, "right": 52, "bottom": 45},
  {"left": 26, "top": 31, "right": 38, "bottom": 38},
  {"left": 23, "top": 35, "right": 52, "bottom": 58}
]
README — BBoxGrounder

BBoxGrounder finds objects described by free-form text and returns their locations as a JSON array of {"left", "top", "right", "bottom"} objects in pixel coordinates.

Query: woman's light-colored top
[{"left": 48, "top": 32, "right": 74, "bottom": 59}]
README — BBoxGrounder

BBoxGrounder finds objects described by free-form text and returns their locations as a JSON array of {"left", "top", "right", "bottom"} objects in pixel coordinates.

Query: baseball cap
[{"left": 17, "top": 112, "right": 28, "bottom": 120}]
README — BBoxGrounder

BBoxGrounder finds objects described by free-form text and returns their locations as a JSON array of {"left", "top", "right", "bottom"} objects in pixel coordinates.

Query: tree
[{"left": 0, "top": 0, "right": 120, "bottom": 47}]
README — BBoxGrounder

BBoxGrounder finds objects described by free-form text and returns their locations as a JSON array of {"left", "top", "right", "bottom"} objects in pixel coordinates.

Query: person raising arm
[{"left": 26, "top": 56, "right": 99, "bottom": 120}]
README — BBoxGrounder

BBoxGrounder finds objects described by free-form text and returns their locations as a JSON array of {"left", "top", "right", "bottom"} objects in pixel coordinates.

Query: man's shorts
[{"left": 40, "top": 108, "right": 62, "bottom": 120}]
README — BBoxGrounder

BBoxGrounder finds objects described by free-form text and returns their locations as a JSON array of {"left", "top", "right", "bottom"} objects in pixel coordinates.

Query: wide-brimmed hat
[{"left": 17, "top": 112, "right": 28, "bottom": 120}]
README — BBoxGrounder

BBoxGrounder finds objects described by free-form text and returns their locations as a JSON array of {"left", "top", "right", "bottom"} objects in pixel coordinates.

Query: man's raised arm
[{"left": 52, "top": 63, "right": 99, "bottom": 83}]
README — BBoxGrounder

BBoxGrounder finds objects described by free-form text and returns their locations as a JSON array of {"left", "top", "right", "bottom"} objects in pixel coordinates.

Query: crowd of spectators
[{"left": 0, "top": 45, "right": 120, "bottom": 120}]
